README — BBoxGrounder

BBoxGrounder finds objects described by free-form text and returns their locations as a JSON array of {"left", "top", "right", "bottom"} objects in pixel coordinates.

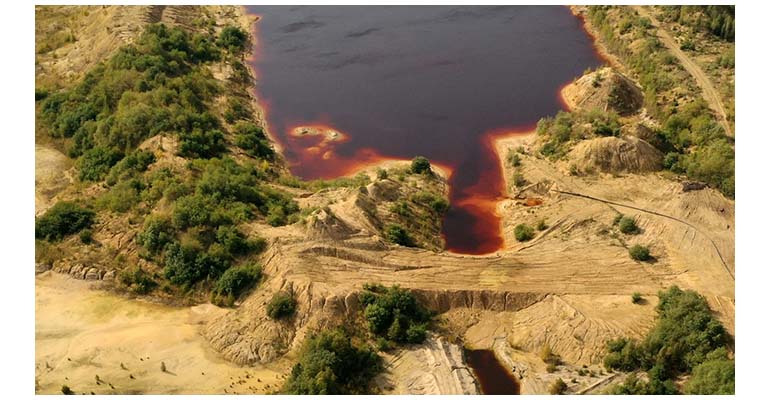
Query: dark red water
[
  {"left": 465, "top": 349, "right": 520, "bottom": 395},
  {"left": 245, "top": 6, "right": 604, "bottom": 254}
]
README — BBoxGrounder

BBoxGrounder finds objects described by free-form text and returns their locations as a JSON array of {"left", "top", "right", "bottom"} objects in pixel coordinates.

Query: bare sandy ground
[
  {"left": 35, "top": 145, "right": 73, "bottom": 216},
  {"left": 35, "top": 273, "right": 285, "bottom": 394}
]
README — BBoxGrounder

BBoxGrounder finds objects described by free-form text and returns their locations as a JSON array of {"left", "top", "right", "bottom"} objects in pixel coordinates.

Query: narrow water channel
[{"left": 465, "top": 349, "right": 520, "bottom": 395}]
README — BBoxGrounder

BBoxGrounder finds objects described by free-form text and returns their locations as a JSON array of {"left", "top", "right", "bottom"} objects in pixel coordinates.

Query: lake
[{"left": 245, "top": 5, "right": 604, "bottom": 254}]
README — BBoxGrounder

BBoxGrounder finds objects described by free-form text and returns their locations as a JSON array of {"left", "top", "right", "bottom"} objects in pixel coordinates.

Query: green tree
[
  {"left": 77, "top": 147, "right": 123, "bottom": 181},
  {"left": 514, "top": 224, "right": 535, "bottom": 242},
  {"left": 282, "top": 329, "right": 382, "bottom": 394},
  {"left": 35, "top": 202, "right": 96, "bottom": 241},
  {"left": 360, "top": 284, "right": 431, "bottom": 344},
  {"left": 410, "top": 156, "right": 431, "bottom": 174},
  {"left": 618, "top": 216, "right": 639, "bottom": 234},
  {"left": 217, "top": 26, "right": 250, "bottom": 53},
  {"left": 214, "top": 263, "right": 262, "bottom": 299},
  {"left": 629, "top": 245, "right": 651, "bottom": 261},
  {"left": 267, "top": 291, "right": 297, "bottom": 319},
  {"left": 384, "top": 224, "right": 415, "bottom": 247},
  {"left": 684, "top": 348, "right": 735, "bottom": 395}
]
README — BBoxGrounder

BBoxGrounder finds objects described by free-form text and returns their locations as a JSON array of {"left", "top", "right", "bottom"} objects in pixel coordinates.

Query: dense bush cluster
[
  {"left": 39, "top": 24, "right": 230, "bottom": 168},
  {"left": 35, "top": 202, "right": 95, "bottom": 241},
  {"left": 514, "top": 224, "right": 535, "bottom": 242},
  {"left": 34, "top": 23, "right": 297, "bottom": 299},
  {"left": 266, "top": 291, "right": 297, "bottom": 320},
  {"left": 384, "top": 223, "right": 415, "bottom": 247},
  {"left": 233, "top": 121, "right": 274, "bottom": 159},
  {"left": 282, "top": 329, "right": 382, "bottom": 395},
  {"left": 628, "top": 244, "right": 651, "bottom": 261},
  {"left": 410, "top": 156, "right": 431, "bottom": 174},
  {"left": 616, "top": 215, "right": 639, "bottom": 234},
  {"left": 537, "top": 109, "right": 620, "bottom": 159},
  {"left": 213, "top": 263, "right": 262, "bottom": 304},
  {"left": 119, "top": 266, "right": 158, "bottom": 295},
  {"left": 604, "top": 286, "right": 733, "bottom": 394},
  {"left": 360, "top": 284, "right": 431, "bottom": 345}
]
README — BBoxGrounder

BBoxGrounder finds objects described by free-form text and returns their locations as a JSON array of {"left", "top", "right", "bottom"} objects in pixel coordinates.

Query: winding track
[
  {"left": 632, "top": 6, "right": 733, "bottom": 137},
  {"left": 552, "top": 189, "right": 734, "bottom": 280}
]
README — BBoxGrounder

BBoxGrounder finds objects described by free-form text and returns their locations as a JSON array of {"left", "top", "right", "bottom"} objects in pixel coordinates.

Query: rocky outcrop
[
  {"left": 568, "top": 135, "right": 663, "bottom": 174},
  {"left": 562, "top": 67, "right": 643, "bottom": 116},
  {"left": 51, "top": 259, "right": 116, "bottom": 282},
  {"left": 378, "top": 335, "right": 479, "bottom": 394}
]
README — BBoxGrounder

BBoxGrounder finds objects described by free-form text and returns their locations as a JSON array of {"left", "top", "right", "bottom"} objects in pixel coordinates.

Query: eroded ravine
[{"left": 245, "top": 5, "right": 604, "bottom": 254}]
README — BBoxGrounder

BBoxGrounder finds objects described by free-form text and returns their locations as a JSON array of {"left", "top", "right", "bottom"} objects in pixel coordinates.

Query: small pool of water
[{"left": 465, "top": 348, "right": 520, "bottom": 395}]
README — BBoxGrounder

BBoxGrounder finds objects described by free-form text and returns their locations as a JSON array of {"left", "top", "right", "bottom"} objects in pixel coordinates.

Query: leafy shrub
[
  {"left": 608, "top": 374, "right": 677, "bottom": 395},
  {"left": 629, "top": 245, "right": 651, "bottom": 261},
  {"left": 79, "top": 229, "right": 94, "bottom": 244},
  {"left": 217, "top": 26, "right": 250, "bottom": 53},
  {"left": 514, "top": 224, "right": 534, "bottom": 242},
  {"left": 604, "top": 338, "right": 643, "bottom": 371},
  {"left": 384, "top": 224, "right": 415, "bottom": 247},
  {"left": 233, "top": 121, "right": 273, "bottom": 159},
  {"left": 618, "top": 216, "right": 639, "bottom": 234},
  {"left": 267, "top": 291, "right": 297, "bottom": 319},
  {"left": 214, "top": 263, "right": 261, "bottom": 299},
  {"left": 97, "top": 179, "right": 143, "bottom": 212},
  {"left": 77, "top": 147, "right": 123, "bottom": 181},
  {"left": 536, "top": 219, "right": 548, "bottom": 231},
  {"left": 162, "top": 241, "right": 230, "bottom": 287},
  {"left": 684, "top": 348, "right": 735, "bottom": 395},
  {"left": 119, "top": 266, "right": 157, "bottom": 294},
  {"left": 376, "top": 168, "right": 388, "bottom": 180},
  {"left": 35, "top": 202, "right": 95, "bottom": 241},
  {"left": 631, "top": 292, "right": 642, "bottom": 304},
  {"left": 282, "top": 329, "right": 382, "bottom": 394},
  {"left": 512, "top": 171, "right": 527, "bottom": 188},
  {"left": 507, "top": 151, "right": 521, "bottom": 167},
  {"left": 137, "top": 216, "right": 175, "bottom": 255},
  {"left": 224, "top": 97, "right": 252, "bottom": 123},
  {"left": 410, "top": 156, "right": 431, "bottom": 174},
  {"left": 390, "top": 200, "right": 410, "bottom": 217},
  {"left": 548, "top": 378, "right": 567, "bottom": 395},
  {"left": 360, "top": 284, "right": 431, "bottom": 344},
  {"left": 178, "top": 128, "right": 226, "bottom": 159},
  {"left": 105, "top": 149, "right": 155, "bottom": 186}
]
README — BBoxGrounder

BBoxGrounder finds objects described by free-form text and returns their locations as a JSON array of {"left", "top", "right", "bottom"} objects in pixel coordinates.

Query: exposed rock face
[
  {"left": 306, "top": 207, "right": 356, "bottom": 240},
  {"left": 51, "top": 259, "right": 115, "bottom": 282},
  {"left": 562, "top": 67, "right": 643, "bottom": 116},
  {"left": 377, "top": 336, "right": 479, "bottom": 394},
  {"left": 35, "top": 263, "right": 52, "bottom": 275},
  {"left": 569, "top": 135, "right": 663, "bottom": 174},
  {"left": 682, "top": 181, "right": 707, "bottom": 192}
]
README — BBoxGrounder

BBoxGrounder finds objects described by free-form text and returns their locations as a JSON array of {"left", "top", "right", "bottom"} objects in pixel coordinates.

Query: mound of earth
[
  {"left": 561, "top": 67, "right": 643, "bottom": 116},
  {"left": 568, "top": 135, "right": 663, "bottom": 174}
]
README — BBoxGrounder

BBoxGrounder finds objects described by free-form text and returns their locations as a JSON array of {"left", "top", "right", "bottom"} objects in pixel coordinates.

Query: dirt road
[{"left": 632, "top": 6, "right": 732, "bottom": 136}]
